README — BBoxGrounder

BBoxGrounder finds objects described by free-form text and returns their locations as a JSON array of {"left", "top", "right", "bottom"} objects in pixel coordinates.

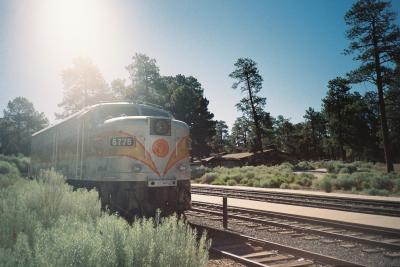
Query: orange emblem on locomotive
[{"left": 152, "top": 139, "right": 169, "bottom": 158}]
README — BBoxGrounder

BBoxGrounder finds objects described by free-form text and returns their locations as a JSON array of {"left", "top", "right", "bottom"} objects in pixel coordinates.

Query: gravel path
[
  {"left": 189, "top": 214, "right": 400, "bottom": 267},
  {"left": 207, "top": 256, "right": 245, "bottom": 267}
]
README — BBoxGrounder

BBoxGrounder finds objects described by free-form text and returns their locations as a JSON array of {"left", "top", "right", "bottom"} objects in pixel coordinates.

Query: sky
[{"left": 0, "top": 0, "right": 399, "bottom": 128}]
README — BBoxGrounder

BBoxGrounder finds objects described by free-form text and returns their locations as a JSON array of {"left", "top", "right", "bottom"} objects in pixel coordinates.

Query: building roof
[
  {"left": 222, "top": 152, "right": 253, "bottom": 160},
  {"left": 200, "top": 149, "right": 290, "bottom": 163}
]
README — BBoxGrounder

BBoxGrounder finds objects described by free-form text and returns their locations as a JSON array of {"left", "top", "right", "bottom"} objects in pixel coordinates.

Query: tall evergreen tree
[
  {"left": 386, "top": 60, "right": 400, "bottom": 160},
  {"left": 164, "top": 75, "right": 215, "bottom": 157},
  {"left": 113, "top": 53, "right": 216, "bottom": 157},
  {"left": 229, "top": 117, "right": 252, "bottom": 152},
  {"left": 323, "top": 78, "right": 354, "bottom": 160},
  {"left": 273, "top": 115, "right": 297, "bottom": 154},
  {"left": 0, "top": 97, "right": 48, "bottom": 155},
  {"left": 362, "top": 91, "right": 382, "bottom": 161},
  {"left": 209, "top": 120, "right": 229, "bottom": 153},
  {"left": 344, "top": 0, "right": 400, "bottom": 171},
  {"left": 323, "top": 77, "right": 371, "bottom": 160},
  {"left": 229, "top": 58, "right": 265, "bottom": 151},
  {"left": 57, "top": 58, "right": 112, "bottom": 119},
  {"left": 120, "top": 53, "right": 167, "bottom": 105},
  {"left": 304, "top": 107, "right": 326, "bottom": 159}
]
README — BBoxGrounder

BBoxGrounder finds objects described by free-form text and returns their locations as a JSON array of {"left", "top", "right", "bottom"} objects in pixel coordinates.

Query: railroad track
[
  {"left": 191, "top": 185, "right": 400, "bottom": 217},
  {"left": 188, "top": 201, "right": 400, "bottom": 252},
  {"left": 190, "top": 222, "right": 364, "bottom": 267}
]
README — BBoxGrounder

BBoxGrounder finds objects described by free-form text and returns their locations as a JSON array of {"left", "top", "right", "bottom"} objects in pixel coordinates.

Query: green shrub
[
  {"left": 326, "top": 162, "right": 358, "bottom": 174},
  {"left": 294, "top": 161, "right": 314, "bottom": 171},
  {"left": 200, "top": 172, "right": 218, "bottom": 184},
  {"left": 363, "top": 188, "right": 390, "bottom": 196},
  {"left": 326, "top": 164, "right": 336, "bottom": 173},
  {"left": 319, "top": 177, "right": 333, "bottom": 193},
  {"left": 279, "top": 162, "right": 295, "bottom": 172},
  {"left": 0, "top": 169, "right": 210, "bottom": 267},
  {"left": 289, "top": 183, "right": 300, "bottom": 190},
  {"left": 0, "top": 160, "right": 22, "bottom": 188},
  {"left": 0, "top": 161, "right": 20, "bottom": 176},
  {"left": 0, "top": 154, "right": 30, "bottom": 176},
  {"left": 246, "top": 179, "right": 254, "bottom": 187},
  {"left": 191, "top": 165, "right": 212, "bottom": 179},
  {"left": 271, "top": 176, "right": 287, "bottom": 188},
  {"left": 338, "top": 167, "right": 350, "bottom": 174},
  {"left": 370, "top": 175, "right": 394, "bottom": 191},
  {"left": 346, "top": 172, "right": 372, "bottom": 190},
  {"left": 295, "top": 173, "right": 314, "bottom": 187},
  {"left": 230, "top": 174, "right": 243, "bottom": 183},
  {"left": 395, "top": 179, "right": 400, "bottom": 192},
  {"left": 196, "top": 162, "right": 399, "bottom": 195},
  {"left": 286, "top": 173, "right": 297, "bottom": 184},
  {"left": 335, "top": 174, "right": 357, "bottom": 191},
  {"left": 239, "top": 178, "right": 248, "bottom": 185},
  {"left": 32, "top": 215, "right": 210, "bottom": 267},
  {"left": 210, "top": 177, "right": 225, "bottom": 185},
  {"left": 253, "top": 180, "right": 261, "bottom": 187},
  {"left": 280, "top": 183, "right": 290, "bottom": 189},
  {"left": 245, "top": 172, "right": 255, "bottom": 179},
  {"left": 226, "top": 179, "right": 237, "bottom": 186},
  {"left": 259, "top": 178, "right": 270, "bottom": 188}
]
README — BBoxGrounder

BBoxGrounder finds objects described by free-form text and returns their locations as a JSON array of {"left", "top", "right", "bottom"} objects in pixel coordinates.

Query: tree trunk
[
  {"left": 372, "top": 23, "right": 394, "bottom": 172},
  {"left": 310, "top": 120, "right": 317, "bottom": 158},
  {"left": 245, "top": 74, "right": 263, "bottom": 151}
]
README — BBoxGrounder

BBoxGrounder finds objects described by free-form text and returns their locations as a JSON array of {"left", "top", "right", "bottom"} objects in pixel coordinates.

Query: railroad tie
[
  {"left": 257, "top": 254, "right": 295, "bottom": 264},
  {"left": 269, "top": 259, "right": 314, "bottom": 267},
  {"left": 382, "top": 238, "right": 400, "bottom": 244},
  {"left": 362, "top": 248, "right": 384, "bottom": 253},
  {"left": 383, "top": 252, "right": 400, "bottom": 258},
  {"left": 241, "top": 250, "right": 278, "bottom": 258}
]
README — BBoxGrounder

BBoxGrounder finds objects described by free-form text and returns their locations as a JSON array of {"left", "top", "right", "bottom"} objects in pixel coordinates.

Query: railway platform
[{"left": 191, "top": 184, "right": 400, "bottom": 230}]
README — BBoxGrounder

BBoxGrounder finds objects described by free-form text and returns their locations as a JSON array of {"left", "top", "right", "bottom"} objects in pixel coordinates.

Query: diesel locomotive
[{"left": 30, "top": 102, "right": 191, "bottom": 218}]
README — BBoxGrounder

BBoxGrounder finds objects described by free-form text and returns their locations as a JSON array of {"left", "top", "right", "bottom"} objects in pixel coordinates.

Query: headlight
[
  {"left": 178, "top": 164, "right": 187, "bottom": 171},
  {"left": 150, "top": 118, "right": 171, "bottom": 136},
  {"left": 132, "top": 164, "right": 142, "bottom": 172}
]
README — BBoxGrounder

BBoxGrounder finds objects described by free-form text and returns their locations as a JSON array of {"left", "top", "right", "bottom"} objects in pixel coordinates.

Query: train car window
[
  {"left": 96, "top": 105, "right": 139, "bottom": 123},
  {"left": 140, "top": 107, "right": 170, "bottom": 117}
]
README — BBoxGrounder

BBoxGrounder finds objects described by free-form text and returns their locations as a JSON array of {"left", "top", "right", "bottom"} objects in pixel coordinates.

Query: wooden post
[{"left": 223, "top": 195, "right": 228, "bottom": 229}]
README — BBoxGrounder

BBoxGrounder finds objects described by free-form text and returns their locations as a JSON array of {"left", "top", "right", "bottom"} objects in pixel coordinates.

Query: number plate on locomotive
[{"left": 110, "top": 136, "right": 135, "bottom": 146}]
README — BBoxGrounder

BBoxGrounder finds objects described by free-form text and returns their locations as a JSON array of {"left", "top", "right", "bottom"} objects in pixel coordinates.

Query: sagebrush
[
  {"left": 0, "top": 159, "right": 210, "bottom": 267},
  {"left": 197, "top": 161, "right": 400, "bottom": 195}
]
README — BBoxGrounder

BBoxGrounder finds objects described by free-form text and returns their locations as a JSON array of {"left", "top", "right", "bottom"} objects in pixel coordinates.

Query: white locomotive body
[{"left": 31, "top": 103, "right": 191, "bottom": 218}]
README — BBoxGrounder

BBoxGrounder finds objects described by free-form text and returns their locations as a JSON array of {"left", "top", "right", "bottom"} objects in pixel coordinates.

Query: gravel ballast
[{"left": 188, "top": 214, "right": 400, "bottom": 267}]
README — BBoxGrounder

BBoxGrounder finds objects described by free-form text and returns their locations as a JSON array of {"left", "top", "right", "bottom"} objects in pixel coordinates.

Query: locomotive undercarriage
[{"left": 67, "top": 179, "right": 191, "bottom": 220}]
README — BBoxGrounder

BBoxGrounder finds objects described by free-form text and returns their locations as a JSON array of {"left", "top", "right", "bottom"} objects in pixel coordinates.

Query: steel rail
[
  {"left": 192, "top": 201, "right": 400, "bottom": 236},
  {"left": 192, "top": 185, "right": 400, "bottom": 216},
  {"left": 190, "top": 202, "right": 400, "bottom": 251},
  {"left": 190, "top": 222, "right": 365, "bottom": 267}
]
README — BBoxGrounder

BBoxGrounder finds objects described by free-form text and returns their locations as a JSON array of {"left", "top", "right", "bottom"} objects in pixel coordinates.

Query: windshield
[
  {"left": 140, "top": 106, "right": 170, "bottom": 118},
  {"left": 95, "top": 105, "right": 139, "bottom": 123}
]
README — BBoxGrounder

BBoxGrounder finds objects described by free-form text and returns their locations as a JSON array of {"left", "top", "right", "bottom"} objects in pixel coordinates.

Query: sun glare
[{"left": 30, "top": 0, "right": 124, "bottom": 61}]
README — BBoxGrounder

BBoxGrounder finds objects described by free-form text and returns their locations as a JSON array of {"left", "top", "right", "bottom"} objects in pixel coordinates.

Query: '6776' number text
[{"left": 110, "top": 136, "right": 135, "bottom": 146}]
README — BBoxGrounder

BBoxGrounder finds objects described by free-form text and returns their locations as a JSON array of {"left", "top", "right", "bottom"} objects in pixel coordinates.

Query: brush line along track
[
  {"left": 188, "top": 201, "right": 400, "bottom": 252},
  {"left": 191, "top": 185, "right": 400, "bottom": 217},
  {"left": 190, "top": 222, "right": 364, "bottom": 267}
]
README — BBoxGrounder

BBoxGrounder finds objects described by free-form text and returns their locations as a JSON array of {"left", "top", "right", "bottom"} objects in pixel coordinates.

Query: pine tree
[
  {"left": 344, "top": 0, "right": 400, "bottom": 171},
  {"left": 57, "top": 58, "right": 112, "bottom": 119},
  {"left": 229, "top": 58, "right": 265, "bottom": 151}
]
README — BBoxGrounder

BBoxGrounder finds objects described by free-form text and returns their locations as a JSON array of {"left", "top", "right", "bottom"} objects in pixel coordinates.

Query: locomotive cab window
[
  {"left": 140, "top": 107, "right": 170, "bottom": 118},
  {"left": 95, "top": 105, "right": 139, "bottom": 124}
]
